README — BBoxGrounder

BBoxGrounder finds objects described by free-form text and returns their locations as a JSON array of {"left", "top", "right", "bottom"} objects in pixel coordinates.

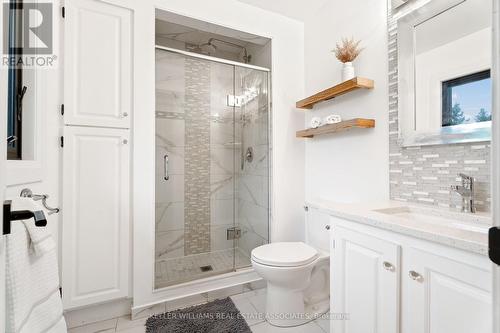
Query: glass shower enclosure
[{"left": 154, "top": 47, "right": 270, "bottom": 289}]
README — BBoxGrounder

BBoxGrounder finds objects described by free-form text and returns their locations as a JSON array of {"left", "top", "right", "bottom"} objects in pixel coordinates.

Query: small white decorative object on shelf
[
  {"left": 342, "top": 62, "right": 355, "bottom": 81},
  {"left": 310, "top": 117, "right": 322, "bottom": 129},
  {"left": 324, "top": 114, "right": 342, "bottom": 124}
]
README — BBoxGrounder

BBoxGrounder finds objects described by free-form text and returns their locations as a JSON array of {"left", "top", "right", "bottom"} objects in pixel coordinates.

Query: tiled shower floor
[{"left": 155, "top": 248, "right": 252, "bottom": 289}]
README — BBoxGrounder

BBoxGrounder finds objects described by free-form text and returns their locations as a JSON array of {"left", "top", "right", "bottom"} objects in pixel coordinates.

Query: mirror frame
[{"left": 397, "top": 0, "right": 492, "bottom": 147}]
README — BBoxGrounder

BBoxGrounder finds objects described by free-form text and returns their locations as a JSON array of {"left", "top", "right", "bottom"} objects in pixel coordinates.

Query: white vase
[{"left": 342, "top": 62, "right": 355, "bottom": 81}]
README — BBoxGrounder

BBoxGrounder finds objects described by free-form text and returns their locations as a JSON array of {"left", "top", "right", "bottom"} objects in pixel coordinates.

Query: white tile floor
[
  {"left": 155, "top": 248, "right": 252, "bottom": 289},
  {"left": 67, "top": 288, "right": 330, "bottom": 333}
]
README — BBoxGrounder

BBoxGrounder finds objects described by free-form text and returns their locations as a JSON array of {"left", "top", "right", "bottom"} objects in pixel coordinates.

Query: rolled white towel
[
  {"left": 310, "top": 117, "right": 322, "bottom": 129},
  {"left": 324, "top": 114, "right": 342, "bottom": 124}
]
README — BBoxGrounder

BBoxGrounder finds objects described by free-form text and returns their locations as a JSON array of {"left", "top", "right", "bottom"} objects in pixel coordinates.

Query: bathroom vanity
[{"left": 308, "top": 200, "right": 492, "bottom": 333}]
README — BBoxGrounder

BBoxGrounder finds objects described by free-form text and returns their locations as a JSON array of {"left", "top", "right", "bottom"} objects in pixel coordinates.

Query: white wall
[{"left": 303, "top": 0, "right": 390, "bottom": 203}]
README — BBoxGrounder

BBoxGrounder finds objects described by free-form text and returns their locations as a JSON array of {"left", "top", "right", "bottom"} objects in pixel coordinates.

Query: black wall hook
[{"left": 3, "top": 200, "right": 47, "bottom": 235}]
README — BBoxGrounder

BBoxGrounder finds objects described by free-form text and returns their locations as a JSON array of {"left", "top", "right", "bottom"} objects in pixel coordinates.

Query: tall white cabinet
[{"left": 61, "top": 0, "right": 133, "bottom": 310}]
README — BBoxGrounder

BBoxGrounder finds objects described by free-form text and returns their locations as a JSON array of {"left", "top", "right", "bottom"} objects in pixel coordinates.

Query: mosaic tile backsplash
[{"left": 387, "top": 1, "right": 491, "bottom": 212}]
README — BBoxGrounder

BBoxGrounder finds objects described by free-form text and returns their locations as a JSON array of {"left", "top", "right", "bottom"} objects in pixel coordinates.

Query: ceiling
[{"left": 235, "top": 0, "right": 328, "bottom": 21}]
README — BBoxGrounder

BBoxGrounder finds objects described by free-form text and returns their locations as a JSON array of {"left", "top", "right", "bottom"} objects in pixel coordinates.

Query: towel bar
[
  {"left": 20, "top": 188, "right": 60, "bottom": 214},
  {"left": 3, "top": 200, "right": 47, "bottom": 235}
]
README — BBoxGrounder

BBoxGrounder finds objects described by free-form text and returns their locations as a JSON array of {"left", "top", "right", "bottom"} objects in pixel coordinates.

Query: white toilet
[{"left": 251, "top": 209, "right": 330, "bottom": 327}]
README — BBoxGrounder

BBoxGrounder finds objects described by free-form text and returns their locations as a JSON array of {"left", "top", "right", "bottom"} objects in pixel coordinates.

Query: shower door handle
[{"left": 164, "top": 154, "right": 169, "bottom": 181}]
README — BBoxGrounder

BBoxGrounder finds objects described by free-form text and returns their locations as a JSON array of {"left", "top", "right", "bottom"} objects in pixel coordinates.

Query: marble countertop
[{"left": 307, "top": 199, "right": 491, "bottom": 256}]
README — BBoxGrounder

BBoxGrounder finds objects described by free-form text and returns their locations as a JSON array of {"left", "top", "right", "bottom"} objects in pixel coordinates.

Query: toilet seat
[{"left": 251, "top": 242, "right": 319, "bottom": 267}]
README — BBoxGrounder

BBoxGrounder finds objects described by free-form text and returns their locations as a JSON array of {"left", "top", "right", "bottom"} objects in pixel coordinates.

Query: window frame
[{"left": 441, "top": 69, "right": 491, "bottom": 127}]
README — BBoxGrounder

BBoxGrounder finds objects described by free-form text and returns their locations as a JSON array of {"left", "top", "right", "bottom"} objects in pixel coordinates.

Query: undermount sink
[{"left": 372, "top": 206, "right": 491, "bottom": 234}]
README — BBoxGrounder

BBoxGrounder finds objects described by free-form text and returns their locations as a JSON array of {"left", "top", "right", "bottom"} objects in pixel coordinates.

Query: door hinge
[
  {"left": 60, "top": 104, "right": 64, "bottom": 115},
  {"left": 60, "top": 136, "right": 64, "bottom": 148},
  {"left": 226, "top": 227, "right": 241, "bottom": 240},
  {"left": 61, "top": 6, "right": 65, "bottom": 18},
  {"left": 489, "top": 227, "right": 500, "bottom": 265}
]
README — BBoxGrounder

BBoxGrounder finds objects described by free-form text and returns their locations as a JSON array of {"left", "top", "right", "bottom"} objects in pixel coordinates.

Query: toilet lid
[{"left": 251, "top": 242, "right": 319, "bottom": 267}]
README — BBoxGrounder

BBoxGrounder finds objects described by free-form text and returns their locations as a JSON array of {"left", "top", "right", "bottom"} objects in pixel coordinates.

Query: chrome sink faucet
[{"left": 451, "top": 173, "right": 476, "bottom": 213}]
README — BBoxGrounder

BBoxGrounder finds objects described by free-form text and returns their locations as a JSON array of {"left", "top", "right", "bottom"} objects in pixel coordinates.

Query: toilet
[{"left": 251, "top": 209, "right": 330, "bottom": 327}]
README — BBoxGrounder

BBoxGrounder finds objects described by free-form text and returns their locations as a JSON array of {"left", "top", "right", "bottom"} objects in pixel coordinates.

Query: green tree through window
[{"left": 474, "top": 108, "right": 492, "bottom": 122}]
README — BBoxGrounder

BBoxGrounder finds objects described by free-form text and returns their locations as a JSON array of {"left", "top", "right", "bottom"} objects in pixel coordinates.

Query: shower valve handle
[{"left": 164, "top": 154, "right": 169, "bottom": 181}]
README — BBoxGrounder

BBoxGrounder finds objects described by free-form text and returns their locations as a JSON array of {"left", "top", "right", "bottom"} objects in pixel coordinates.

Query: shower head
[
  {"left": 198, "top": 40, "right": 217, "bottom": 55},
  {"left": 199, "top": 38, "right": 251, "bottom": 63}
]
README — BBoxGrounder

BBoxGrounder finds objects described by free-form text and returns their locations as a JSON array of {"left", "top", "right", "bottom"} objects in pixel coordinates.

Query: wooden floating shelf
[
  {"left": 296, "top": 118, "right": 375, "bottom": 138},
  {"left": 296, "top": 77, "right": 374, "bottom": 109}
]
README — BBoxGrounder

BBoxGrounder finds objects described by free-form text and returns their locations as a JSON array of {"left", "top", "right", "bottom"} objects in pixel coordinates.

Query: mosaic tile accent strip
[
  {"left": 184, "top": 58, "right": 211, "bottom": 255},
  {"left": 387, "top": 1, "right": 491, "bottom": 212}
]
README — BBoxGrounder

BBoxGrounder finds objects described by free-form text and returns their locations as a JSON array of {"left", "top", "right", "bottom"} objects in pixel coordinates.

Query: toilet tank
[{"left": 305, "top": 206, "right": 330, "bottom": 254}]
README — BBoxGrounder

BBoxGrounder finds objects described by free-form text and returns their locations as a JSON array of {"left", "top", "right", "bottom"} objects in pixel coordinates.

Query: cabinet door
[
  {"left": 402, "top": 247, "right": 491, "bottom": 333},
  {"left": 62, "top": 126, "right": 130, "bottom": 309},
  {"left": 64, "top": 0, "right": 132, "bottom": 128},
  {"left": 333, "top": 225, "right": 400, "bottom": 333}
]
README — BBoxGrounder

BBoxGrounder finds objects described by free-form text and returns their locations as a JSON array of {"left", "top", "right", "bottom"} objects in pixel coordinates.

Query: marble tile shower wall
[
  {"left": 155, "top": 50, "right": 186, "bottom": 261},
  {"left": 209, "top": 62, "right": 238, "bottom": 254},
  {"left": 154, "top": 50, "right": 238, "bottom": 261},
  {"left": 237, "top": 70, "right": 270, "bottom": 257},
  {"left": 387, "top": 2, "right": 491, "bottom": 212}
]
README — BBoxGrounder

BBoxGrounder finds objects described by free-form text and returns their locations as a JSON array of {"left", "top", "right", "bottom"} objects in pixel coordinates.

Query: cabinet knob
[
  {"left": 325, "top": 225, "right": 331, "bottom": 230},
  {"left": 122, "top": 139, "right": 128, "bottom": 145},
  {"left": 409, "top": 270, "right": 423, "bottom": 282},
  {"left": 121, "top": 112, "right": 129, "bottom": 118},
  {"left": 383, "top": 261, "right": 395, "bottom": 272}
]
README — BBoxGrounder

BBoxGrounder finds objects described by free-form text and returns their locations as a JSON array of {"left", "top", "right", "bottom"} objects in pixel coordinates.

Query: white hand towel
[
  {"left": 6, "top": 198, "right": 67, "bottom": 333},
  {"left": 324, "top": 114, "right": 342, "bottom": 124},
  {"left": 310, "top": 117, "right": 322, "bottom": 129},
  {"left": 14, "top": 198, "right": 55, "bottom": 257}
]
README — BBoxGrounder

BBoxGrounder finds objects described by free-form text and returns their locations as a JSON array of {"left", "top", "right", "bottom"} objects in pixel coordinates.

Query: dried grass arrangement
[{"left": 332, "top": 37, "right": 363, "bottom": 63}]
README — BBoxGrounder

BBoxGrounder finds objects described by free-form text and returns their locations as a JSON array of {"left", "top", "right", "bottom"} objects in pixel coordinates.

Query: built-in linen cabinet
[
  {"left": 63, "top": 0, "right": 132, "bottom": 129},
  {"left": 62, "top": 126, "right": 130, "bottom": 309},
  {"left": 331, "top": 216, "right": 492, "bottom": 333},
  {"left": 333, "top": 225, "right": 400, "bottom": 333},
  {"left": 61, "top": 0, "right": 134, "bottom": 309}
]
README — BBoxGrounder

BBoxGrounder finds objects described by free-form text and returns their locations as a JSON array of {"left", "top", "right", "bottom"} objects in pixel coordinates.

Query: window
[
  {"left": 6, "top": 0, "right": 24, "bottom": 160},
  {"left": 442, "top": 70, "right": 491, "bottom": 127}
]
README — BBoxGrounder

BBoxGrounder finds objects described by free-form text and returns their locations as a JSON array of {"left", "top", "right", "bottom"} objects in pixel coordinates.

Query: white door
[
  {"left": 62, "top": 126, "right": 130, "bottom": 309},
  {"left": 492, "top": 0, "right": 500, "bottom": 332},
  {"left": 403, "top": 247, "right": 491, "bottom": 333},
  {"left": 0, "top": 4, "right": 8, "bottom": 327},
  {"left": 332, "top": 225, "right": 400, "bottom": 333},
  {"left": 63, "top": 0, "right": 132, "bottom": 129}
]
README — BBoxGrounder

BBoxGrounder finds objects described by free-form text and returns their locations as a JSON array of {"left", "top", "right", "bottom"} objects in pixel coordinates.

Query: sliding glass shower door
[{"left": 154, "top": 48, "right": 270, "bottom": 289}]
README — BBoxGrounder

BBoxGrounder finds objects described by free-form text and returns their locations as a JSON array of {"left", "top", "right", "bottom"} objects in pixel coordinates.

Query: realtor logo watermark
[{"left": 2, "top": 1, "right": 56, "bottom": 68}]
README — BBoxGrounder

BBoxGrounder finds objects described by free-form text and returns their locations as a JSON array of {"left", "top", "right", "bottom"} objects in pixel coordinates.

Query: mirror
[
  {"left": 397, "top": 0, "right": 492, "bottom": 146},
  {"left": 6, "top": 1, "right": 39, "bottom": 160}
]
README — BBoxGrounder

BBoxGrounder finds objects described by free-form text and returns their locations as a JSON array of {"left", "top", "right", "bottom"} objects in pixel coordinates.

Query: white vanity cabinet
[
  {"left": 332, "top": 226, "right": 400, "bottom": 333},
  {"left": 402, "top": 247, "right": 491, "bottom": 333},
  {"left": 330, "top": 216, "right": 492, "bottom": 333}
]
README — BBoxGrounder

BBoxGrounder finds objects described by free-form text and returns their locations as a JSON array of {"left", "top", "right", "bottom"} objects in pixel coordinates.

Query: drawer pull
[
  {"left": 383, "top": 261, "right": 395, "bottom": 272},
  {"left": 409, "top": 270, "right": 423, "bottom": 282}
]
